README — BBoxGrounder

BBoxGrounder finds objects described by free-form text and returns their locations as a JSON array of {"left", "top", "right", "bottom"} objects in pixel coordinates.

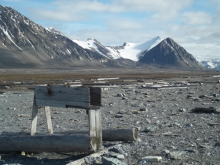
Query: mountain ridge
[
  {"left": 139, "top": 38, "right": 202, "bottom": 69},
  {"left": 0, "top": 5, "right": 110, "bottom": 68},
  {"left": 0, "top": 4, "right": 207, "bottom": 70}
]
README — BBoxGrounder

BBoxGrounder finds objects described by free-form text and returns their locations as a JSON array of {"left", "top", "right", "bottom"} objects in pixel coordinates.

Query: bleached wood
[
  {"left": 31, "top": 98, "right": 38, "bottom": 136},
  {"left": 2, "top": 128, "right": 139, "bottom": 141},
  {"left": 95, "top": 110, "right": 102, "bottom": 149},
  {"left": 45, "top": 106, "right": 53, "bottom": 134},
  {"left": 89, "top": 110, "right": 96, "bottom": 137},
  {"left": 35, "top": 85, "right": 89, "bottom": 95},
  {"left": 89, "top": 109, "right": 102, "bottom": 149},
  {"left": 34, "top": 85, "right": 90, "bottom": 108},
  {"left": 0, "top": 134, "right": 97, "bottom": 152}
]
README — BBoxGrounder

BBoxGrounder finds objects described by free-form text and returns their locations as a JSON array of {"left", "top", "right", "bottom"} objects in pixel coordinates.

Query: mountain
[
  {"left": 0, "top": 5, "right": 109, "bottom": 68},
  {"left": 73, "top": 37, "right": 162, "bottom": 61},
  {"left": 110, "top": 36, "right": 162, "bottom": 61},
  {"left": 72, "top": 38, "right": 120, "bottom": 59},
  {"left": 200, "top": 60, "right": 220, "bottom": 71},
  {"left": 0, "top": 5, "right": 207, "bottom": 70},
  {"left": 139, "top": 38, "right": 202, "bottom": 68}
]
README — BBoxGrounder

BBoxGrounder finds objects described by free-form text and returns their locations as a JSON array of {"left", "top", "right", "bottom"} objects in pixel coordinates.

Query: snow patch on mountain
[
  {"left": 115, "top": 36, "right": 162, "bottom": 61},
  {"left": 0, "top": 25, "right": 22, "bottom": 50},
  {"left": 72, "top": 36, "right": 162, "bottom": 61},
  {"left": 200, "top": 60, "right": 220, "bottom": 70}
]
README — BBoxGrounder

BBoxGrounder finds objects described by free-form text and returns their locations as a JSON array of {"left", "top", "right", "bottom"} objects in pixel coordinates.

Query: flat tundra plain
[{"left": 0, "top": 70, "right": 220, "bottom": 165}]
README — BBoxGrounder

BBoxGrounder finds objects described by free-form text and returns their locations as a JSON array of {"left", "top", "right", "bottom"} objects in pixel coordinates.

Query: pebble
[
  {"left": 139, "top": 156, "right": 162, "bottom": 162},
  {"left": 139, "top": 108, "right": 148, "bottom": 112},
  {"left": 168, "top": 151, "right": 186, "bottom": 160},
  {"left": 109, "top": 152, "right": 125, "bottom": 160},
  {"left": 186, "top": 124, "right": 193, "bottom": 127},
  {"left": 102, "top": 157, "right": 127, "bottom": 165},
  {"left": 144, "top": 125, "right": 157, "bottom": 132},
  {"left": 179, "top": 108, "right": 186, "bottom": 112}
]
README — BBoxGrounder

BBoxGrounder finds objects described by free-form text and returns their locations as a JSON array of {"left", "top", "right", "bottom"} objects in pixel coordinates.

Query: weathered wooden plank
[
  {"left": 0, "top": 134, "right": 98, "bottom": 152},
  {"left": 35, "top": 99, "right": 90, "bottom": 108},
  {"left": 35, "top": 85, "right": 89, "bottom": 95},
  {"left": 35, "top": 93, "right": 89, "bottom": 102},
  {"left": 45, "top": 106, "right": 53, "bottom": 134},
  {"left": 31, "top": 98, "right": 38, "bottom": 135},
  {"left": 95, "top": 110, "right": 102, "bottom": 149},
  {"left": 1, "top": 128, "right": 139, "bottom": 141}
]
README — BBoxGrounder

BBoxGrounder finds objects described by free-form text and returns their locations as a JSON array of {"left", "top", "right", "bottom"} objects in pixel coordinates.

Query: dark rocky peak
[
  {"left": 0, "top": 5, "right": 109, "bottom": 68},
  {"left": 86, "top": 38, "right": 100, "bottom": 44},
  {"left": 122, "top": 42, "right": 129, "bottom": 46},
  {"left": 139, "top": 37, "right": 201, "bottom": 68}
]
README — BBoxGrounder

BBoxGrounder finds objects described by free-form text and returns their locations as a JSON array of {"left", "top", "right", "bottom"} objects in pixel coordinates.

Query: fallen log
[
  {"left": 0, "top": 134, "right": 98, "bottom": 153},
  {"left": 1, "top": 128, "right": 139, "bottom": 142}
]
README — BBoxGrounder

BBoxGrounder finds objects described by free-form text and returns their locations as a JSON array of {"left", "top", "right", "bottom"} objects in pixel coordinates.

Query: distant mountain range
[
  {"left": 73, "top": 36, "right": 162, "bottom": 61},
  {"left": 199, "top": 60, "right": 220, "bottom": 71},
  {"left": 0, "top": 4, "right": 207, "bottom": 70}
]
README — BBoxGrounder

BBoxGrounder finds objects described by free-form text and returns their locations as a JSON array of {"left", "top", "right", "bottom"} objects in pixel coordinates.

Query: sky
[{"left": 1, "top": 0, "right": 220, "bottom": 61}]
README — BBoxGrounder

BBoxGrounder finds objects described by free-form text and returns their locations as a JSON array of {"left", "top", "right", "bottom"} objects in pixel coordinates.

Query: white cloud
[
  {"left": 107, "top": 19, "right": 145, "bottom": 30},
  {"left": 29, "top": 0, "right": 193, "bottom": 22},
  {"left": 182, "top": 12, "right": 212, "bottom": 25}
]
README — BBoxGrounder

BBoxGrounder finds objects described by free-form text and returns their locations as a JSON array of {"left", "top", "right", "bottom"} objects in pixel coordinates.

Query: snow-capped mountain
[
  {"left": 200, "top": 60, "right": 220, "bottom": 71},
  {"left": 72, "top": 38, "right": 118, "bottom": 59},
  {"left": 110, "top": 36, "right": 163, "bottom": 61},
  {"left": 139, "top": 38, "right": 202, "bottom": 68},
  {"left": 0, "top": 5, "right": 109, "bottom": 68},
  {"left": 0, "top": 5, "right": 207, "bottom": 70},
  {"left": 72, "top": 37, "right": 162, "bottom": 61}
]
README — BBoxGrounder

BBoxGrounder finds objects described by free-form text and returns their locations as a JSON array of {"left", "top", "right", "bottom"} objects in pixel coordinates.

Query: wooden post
[
  {"left": 89, "top": 109, "right": 102, "bottom": 150},
  {"left": 31, "top": 97, "right": 38, "bottom": 136},
  {"left": 45, "top": 106, "right": 53, "bottom": 134}
]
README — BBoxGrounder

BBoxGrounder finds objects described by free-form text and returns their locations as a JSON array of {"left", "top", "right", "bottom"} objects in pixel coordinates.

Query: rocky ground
[{"left": 0, "top": 75, "right": 220, "bottom": 165}]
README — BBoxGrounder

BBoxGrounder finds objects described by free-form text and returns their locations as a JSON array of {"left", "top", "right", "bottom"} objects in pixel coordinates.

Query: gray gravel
[{"left": 0, "top": 76, "right": 220, "bottom": 165}]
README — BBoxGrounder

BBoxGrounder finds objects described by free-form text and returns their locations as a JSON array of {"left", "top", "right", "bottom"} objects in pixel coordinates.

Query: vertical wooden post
[
  {"left": 45, "top": 106, "right": 53, "bottom": 134},
  {"left": 31, "top": 97, "right": 38, "bottom": 135},
  {"left": 89, "top": 109, "right": 102, "bottom": 150}
]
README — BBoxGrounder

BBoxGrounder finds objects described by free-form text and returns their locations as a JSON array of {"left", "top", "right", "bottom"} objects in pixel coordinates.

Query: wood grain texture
[
  {"left": 44, "top": 106, "right": 53, "bottom": 134},
  {"left": 2, "top": 128, "right": 139, "bottom": 141},
  {"left": 0, "top": 134, "right": 97, "bottom": 152},
  {"left": 31, "top": 97, "right": 38, "bottom": 136},
  {"left": 35, "top": 85, "right": 90, "bottom": 108}
]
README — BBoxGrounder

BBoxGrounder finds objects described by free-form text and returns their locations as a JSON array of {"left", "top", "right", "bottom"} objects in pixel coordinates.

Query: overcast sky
[{"left": 1, "top": 0, "right": 220, "bottom": 60}]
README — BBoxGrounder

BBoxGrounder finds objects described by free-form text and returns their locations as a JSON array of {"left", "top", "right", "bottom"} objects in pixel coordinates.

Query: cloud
[
  {"left": 107, "top": 18, "right": 145, "bottom": 30},
  {"left": 8, "top": 0, "right": 217, "bottom": 60},
  {"left": 182, "top": 12, "right": 212, "bottom": 25},
  {"left": 29, "top": 0, "right": 193, "bottom": 22}
]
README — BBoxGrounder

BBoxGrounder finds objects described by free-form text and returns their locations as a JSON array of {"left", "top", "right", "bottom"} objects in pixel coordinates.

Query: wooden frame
[{"left": 30, "top": 85, "right": 102, "bottom": 152}]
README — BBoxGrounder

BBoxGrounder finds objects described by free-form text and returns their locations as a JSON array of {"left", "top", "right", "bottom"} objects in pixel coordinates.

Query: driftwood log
[
  {"left": 1, "top": 128, "right": 139, "bottom": 142},
  {"left": 0, "top": 134, "right": 98, "bottom": 152},
  {"left": 56, "top": 128, "right": 139, "bottom": 141}
]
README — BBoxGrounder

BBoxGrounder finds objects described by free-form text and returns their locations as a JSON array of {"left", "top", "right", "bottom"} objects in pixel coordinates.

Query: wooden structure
[
  {"left": 0, "top": 84, "right": 140, "bottom": 153},
  {"left": 31, "top": 85, "right": 102, "bottom": 152}
]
